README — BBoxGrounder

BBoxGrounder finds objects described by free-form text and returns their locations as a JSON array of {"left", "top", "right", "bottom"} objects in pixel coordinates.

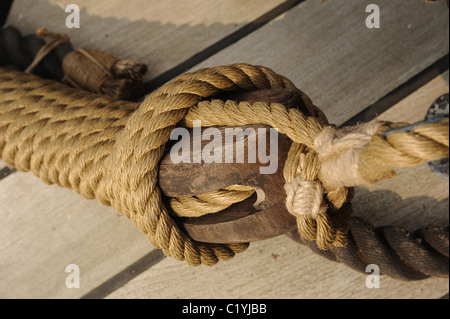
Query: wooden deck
[{"left": 0, "top": 0, "right": 449, "bottom": 299}]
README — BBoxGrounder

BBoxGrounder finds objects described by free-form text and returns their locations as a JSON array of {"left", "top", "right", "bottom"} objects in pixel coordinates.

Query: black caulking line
[
  {"left": 141, "top": 0, "right": 307, "bottom": 94},
  {"left": 80, "top": 249, "right": 166, "bottom": 299},
  {"left": 342, "top": 54, "right": 449, "bottom": 127},
  {"left": 99, "top": 53, "right": 449, "bottom": 298},
  {"left": 2, "top": 0, "right": 448, "bottom": 299},
  {"left": 80, "top": 1, "right": 310, "bottom": 298},
  {"left": 1, "top": 1, "right": 308, "bottom": 298},
  {"left": 81, "top": 0, "right": 314, "bottom": 299},
  {"left": 0, "top": 166, "right": 16, "bottom": 181}
]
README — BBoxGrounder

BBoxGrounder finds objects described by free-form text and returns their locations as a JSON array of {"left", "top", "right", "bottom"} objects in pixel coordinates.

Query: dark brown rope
[{"left": 287, "top": 216, "right": 449, "bottom": 280}]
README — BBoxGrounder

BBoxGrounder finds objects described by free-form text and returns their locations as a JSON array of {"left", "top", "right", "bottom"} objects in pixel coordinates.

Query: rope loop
[{"left": 0, "top": 64, "right": 448, "bottom": 264}]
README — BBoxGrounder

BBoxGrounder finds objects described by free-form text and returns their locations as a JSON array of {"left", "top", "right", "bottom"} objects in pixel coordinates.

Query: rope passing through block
[{"left": 0, "top": 64, "right": 448, "bottom": 266}]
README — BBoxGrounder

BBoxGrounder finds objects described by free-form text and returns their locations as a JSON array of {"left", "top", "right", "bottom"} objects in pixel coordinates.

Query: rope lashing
[
  {"left": 0, "top": 26, "right": 147, "bottom": 100},
  {"left": 0, "top": 64, "right": 448, "bottom": 266},
  {"left": 182, "top": 99, "right": 353, "bottom": 249},
  {"left": 176, "top": 100, "right": 448, "bottom": 248}
]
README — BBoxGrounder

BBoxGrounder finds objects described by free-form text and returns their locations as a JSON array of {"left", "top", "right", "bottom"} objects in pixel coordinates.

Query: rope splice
[{"left": 0, "top": 64, "right": 448, "bottom": 266}]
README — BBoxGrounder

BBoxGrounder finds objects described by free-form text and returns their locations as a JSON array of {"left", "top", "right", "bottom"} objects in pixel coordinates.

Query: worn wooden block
[
  {"left": 106, "top": 71, "right": 449, "bottom": 300},
  {"left": 0, "top": 0, "right": 288, "bottom": 298},
  {"left": 159, "top": 89, "right": 315, "bottom": 243}
]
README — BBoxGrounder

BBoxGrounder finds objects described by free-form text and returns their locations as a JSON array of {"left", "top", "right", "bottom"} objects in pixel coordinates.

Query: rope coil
[{"left": 0, "top": 64, "right": 448, "bottom": 266}]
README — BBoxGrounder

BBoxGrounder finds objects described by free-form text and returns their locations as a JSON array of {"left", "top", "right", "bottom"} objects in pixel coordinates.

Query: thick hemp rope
[
  {"left": 182, "top": 99, "right": 353, "bottom": 249},
  {"left": 0, "top": 64, "right": 297, "bottom": 265},
  {"left": 0, "top": 64, "right": 448, "bottom": 265},
  {"left": 175, "top": 99, "right": 448, "bottom": 249}
]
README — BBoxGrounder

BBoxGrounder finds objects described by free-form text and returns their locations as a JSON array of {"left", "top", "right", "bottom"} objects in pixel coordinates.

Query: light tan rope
[
  {"left": 183, "top": 99, "right": 352, "bottom": 249},
  {"left": 171, "top": 185, "right": 255, "bottom": 217},
  {"left": 0, "top": 64, "right": 296, "bottom": 265},
  {"left": 176, "top": 99, "right": 448, "bottom": 249},
  {"left": 358, "top": 118, "right": 449, "bottom": 183},
  {"left": 0, "top": 63, "right": 448, "bottom": 262}
]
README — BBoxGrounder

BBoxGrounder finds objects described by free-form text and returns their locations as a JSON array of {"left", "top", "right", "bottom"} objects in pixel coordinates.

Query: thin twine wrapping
[{"left": 24, "top": 28, "right": 71, "bottom": 74}]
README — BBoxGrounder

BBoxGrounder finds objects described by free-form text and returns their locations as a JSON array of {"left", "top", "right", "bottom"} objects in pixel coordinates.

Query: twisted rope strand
[
  {"left": 358, "top": 118, "right": 449, "bottom": 183},
  {"left": 171, "top": 185, "right": 255, "bottom": 218},
  {"left": 178, "top": 99, "right": 447, "bottom": 249},
  {"left": 288, "top": 217, "right": 449, "bottom": 280},
  {"left": 1, "top": 64, "right": 448, "bottom": 264},
  {"left": 1, "top": 65, "right": 296, "bottom": 265}
]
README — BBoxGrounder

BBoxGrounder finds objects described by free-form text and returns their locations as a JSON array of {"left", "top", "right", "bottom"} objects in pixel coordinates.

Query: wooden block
[
  {"left": 159, "top": 89, "right": 314, "bottom": 244},
  {"left": 0, "top": 0, "right": 287, "bottom": 298},
  {"left": 104, "top": 73, "right": 449, "bottom": 299}
]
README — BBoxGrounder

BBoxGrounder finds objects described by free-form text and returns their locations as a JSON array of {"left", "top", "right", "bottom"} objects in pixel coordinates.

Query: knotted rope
[
  {"left": 174, "top": 99, "right": 448, "bottom": 249},
  {"left": 0, "top": 64, "right": 448, "bottom": 266}
]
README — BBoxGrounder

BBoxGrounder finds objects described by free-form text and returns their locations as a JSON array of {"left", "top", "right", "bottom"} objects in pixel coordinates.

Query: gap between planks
[
  {"left": 83, "top": 67, "right": 450, "bottom": 299},
  {"left": 104, "top": 0, "right": 449, "bottom": 298}
]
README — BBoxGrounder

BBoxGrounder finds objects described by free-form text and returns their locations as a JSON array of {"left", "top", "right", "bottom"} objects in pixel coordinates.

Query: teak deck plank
[
  {"left": 0, "top": 173, "right": 154, "bottom": 298},
  {"left": 192, "top": 0, "right": 449, "bottom": 126}
]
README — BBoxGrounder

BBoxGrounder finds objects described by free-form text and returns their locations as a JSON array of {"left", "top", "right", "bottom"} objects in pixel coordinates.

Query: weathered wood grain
[
  {"left": 105, "top": 235, "right": 448, "bottom": 299},
  {"left": 192, "top": 0, "right": 449, "bottom": 126},
  {"left": 0, "top": 172, "right": 155, "bottom": 298}
]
